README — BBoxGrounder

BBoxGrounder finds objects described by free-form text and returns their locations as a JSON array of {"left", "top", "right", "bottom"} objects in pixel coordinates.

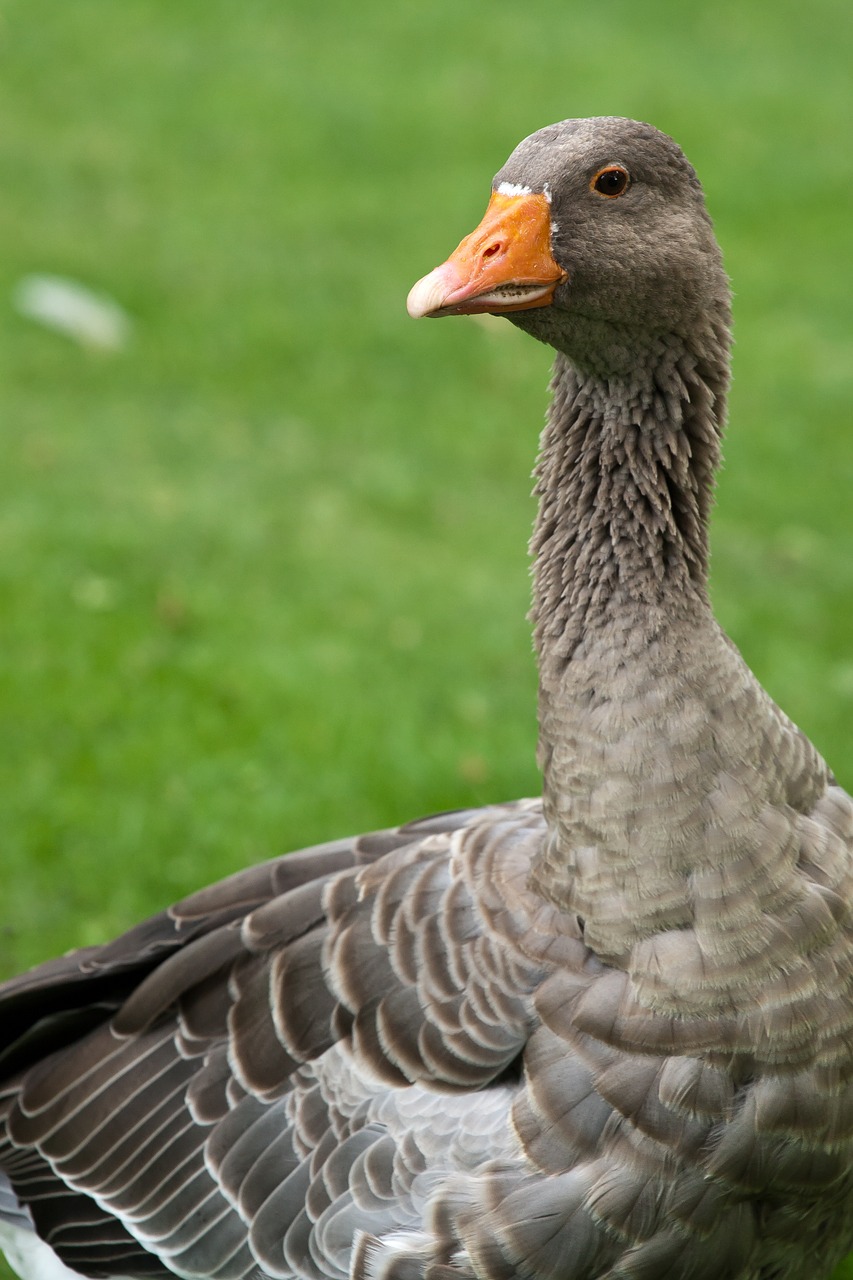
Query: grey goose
[{"left": 1, "top": 116, "right": 852, "bottom": 1280}]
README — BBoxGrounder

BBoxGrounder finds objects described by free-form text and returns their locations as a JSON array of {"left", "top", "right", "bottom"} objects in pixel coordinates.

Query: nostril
[{"left": 482, "top": 242, "right": 501, "bottom": 259}]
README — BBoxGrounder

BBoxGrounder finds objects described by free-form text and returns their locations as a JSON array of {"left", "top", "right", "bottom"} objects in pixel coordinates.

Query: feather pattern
[{"left": 1, "top": 117, "right": 853, "bottom": 1280}]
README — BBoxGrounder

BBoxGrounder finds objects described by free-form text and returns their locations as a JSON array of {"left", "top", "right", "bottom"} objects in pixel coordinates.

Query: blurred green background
[{"left": 0, "top": 1, "right": 852, "bottom": 1267}]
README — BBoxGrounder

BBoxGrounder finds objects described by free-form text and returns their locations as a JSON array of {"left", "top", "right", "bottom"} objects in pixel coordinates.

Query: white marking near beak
[{"left": 496, "top": 181, "right": 532, "bottom": 198}]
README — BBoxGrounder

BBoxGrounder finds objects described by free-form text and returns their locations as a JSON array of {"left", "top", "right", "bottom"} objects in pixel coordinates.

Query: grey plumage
[{"left": 1, "top": 117, "right": 852, "bottom": 1280}]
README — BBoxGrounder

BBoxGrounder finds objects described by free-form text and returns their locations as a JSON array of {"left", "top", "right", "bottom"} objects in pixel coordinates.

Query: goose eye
[{"left": 591, "top": 166, "right": 630, "bottom": 198}]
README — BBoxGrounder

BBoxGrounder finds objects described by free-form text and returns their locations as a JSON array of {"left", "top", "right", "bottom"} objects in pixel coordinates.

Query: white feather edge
[
  {"left": 0, "top": 1221, "right": 132, "bottom": 1280},
  {"left": 352, "top": 1230, "right": 432, "bottom": 1280}
]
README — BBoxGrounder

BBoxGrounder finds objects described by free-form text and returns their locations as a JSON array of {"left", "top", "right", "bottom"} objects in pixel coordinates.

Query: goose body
[{"left": 2, "top": 117, "right": 853, "bottom": 1280}]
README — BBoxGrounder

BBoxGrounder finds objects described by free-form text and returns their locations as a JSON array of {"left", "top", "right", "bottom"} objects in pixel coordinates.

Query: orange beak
[{"left": 407, "top": 190, "right": 566, "bottom": 319}]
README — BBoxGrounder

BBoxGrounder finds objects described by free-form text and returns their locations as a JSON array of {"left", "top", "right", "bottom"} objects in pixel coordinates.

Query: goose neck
[
  {"left": 527, "top": 340, "right": 832, "bottom": 999},
  {"left": 530, "top": 338, "right": 728, "bottom": 670}
]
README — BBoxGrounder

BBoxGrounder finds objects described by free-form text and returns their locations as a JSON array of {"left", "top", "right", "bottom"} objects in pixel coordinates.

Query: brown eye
[{"left": 591, "top": 165, "right": 630, "bottom": 198}]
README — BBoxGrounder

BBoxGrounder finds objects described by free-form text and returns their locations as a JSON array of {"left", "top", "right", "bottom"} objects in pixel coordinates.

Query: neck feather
[
  {"left": 528, "top": 322, "right": 833, "bottom": 1011},
  {"left": 530, "top": 328, "right": 729, "bottom": 671}
]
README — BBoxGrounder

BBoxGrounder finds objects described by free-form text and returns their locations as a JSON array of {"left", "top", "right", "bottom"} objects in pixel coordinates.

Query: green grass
[{"left": 0, "top": 0, "right": 851, "bottom": 1274}]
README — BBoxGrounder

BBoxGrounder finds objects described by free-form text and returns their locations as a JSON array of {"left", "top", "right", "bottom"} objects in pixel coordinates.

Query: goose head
[{"left": 407, "top": 117, "right": 730, "bottom": 377}]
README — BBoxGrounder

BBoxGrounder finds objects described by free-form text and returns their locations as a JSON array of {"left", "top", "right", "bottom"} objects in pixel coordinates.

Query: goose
[{"left": 1, "top": 116, "right": 852, "bottom": 1280}]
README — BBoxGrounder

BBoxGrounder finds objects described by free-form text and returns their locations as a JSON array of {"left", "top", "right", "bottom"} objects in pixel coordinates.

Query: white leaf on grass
[{"left": 12, "top": 274, "right": 132, "bottom": 351}]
